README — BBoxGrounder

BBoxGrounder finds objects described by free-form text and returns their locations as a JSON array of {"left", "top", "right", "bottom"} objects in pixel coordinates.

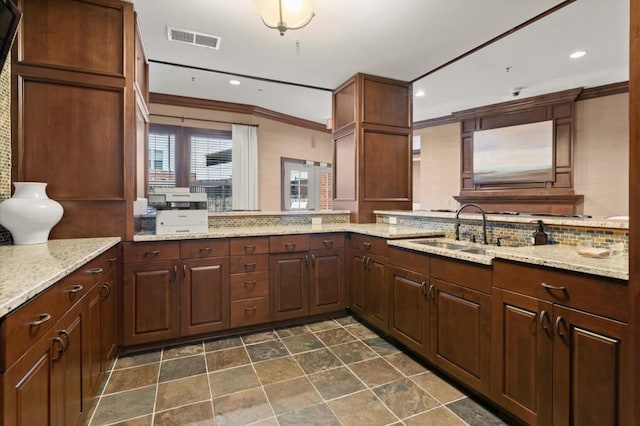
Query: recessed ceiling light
[
  {"left": 415, "top": 90, "right": 425, "bottom": 97},
  {"left": 569, "top": 50, "right": 587, "bottom": 59},
  {"left": 229, "top": 79, "right": 241, "bottom": 85}
]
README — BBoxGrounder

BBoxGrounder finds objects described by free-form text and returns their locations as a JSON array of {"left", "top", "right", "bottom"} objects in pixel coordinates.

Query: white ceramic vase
[{"left": 0, "top": 182, "right": 64, "bottom": 245}]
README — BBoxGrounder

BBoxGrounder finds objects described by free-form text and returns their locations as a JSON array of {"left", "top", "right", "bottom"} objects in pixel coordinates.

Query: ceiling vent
[{"left": 167, "top": 27, "right": 221, "bottom": 50}]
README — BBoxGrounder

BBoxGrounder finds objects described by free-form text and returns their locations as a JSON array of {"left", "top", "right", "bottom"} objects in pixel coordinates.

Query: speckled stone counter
[
  {"left": 0, "top": 237, "right": 121, "bottom": 318},
  {"left": 389, "top": 238, "right": 629, "bottom": 280},
  {"left": 133, "top": 223, "right": 447, "bottom": 241}
]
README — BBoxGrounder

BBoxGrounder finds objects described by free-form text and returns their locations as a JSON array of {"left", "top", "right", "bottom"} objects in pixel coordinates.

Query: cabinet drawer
[
  {"left": 230, "top": 254, "right": 269, "bottom": 274},
  {"left": 310, "top": 233, "right": 345, "bottom": 250},
  {"left": 269, "top": 234, "right": 309, "bottom": 253},
  {"left": 99, "top": 246, "right": 119, "bottom": 273},
  {"left": 389, "top": 247, "right": 430, "bottom": 276},
  {"left": 231, "top": 297, "right": 270, "bottom": 328},
  {"left": 350, "top": 234, "right": 388, "bottom": 256},
  {"left": 230, "top": 237, "right": 269, "bottom": 255},
  {"left": 180, "top": 239, "right": 229, "bottom": 259},
  {"left": 431, "top": 257, "right": 491, "bottom": 294},
  {"left": 123, "top": 241, "right": 180, "bottom": 263},
  {"left": 230, "top": 272, "right": 269, "bottom": 301},
  {"left": 493, "top": 260, "right": 629, "bottom": 322}
]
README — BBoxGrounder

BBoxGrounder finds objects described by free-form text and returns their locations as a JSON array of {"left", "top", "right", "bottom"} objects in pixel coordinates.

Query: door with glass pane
[{"left": 283, "top": 159, "right": 332, "bottom": 211}]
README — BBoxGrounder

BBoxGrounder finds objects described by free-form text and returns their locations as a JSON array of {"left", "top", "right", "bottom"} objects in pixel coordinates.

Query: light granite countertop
[
  {"left": 0, "top": 237, "right": 121, "bottom": 318},
  {"left": 133, "top": 223, "right": 447, "bottom": 241},
  {"left": 389, "top": 238, "right": 629, "bottom": 280}
]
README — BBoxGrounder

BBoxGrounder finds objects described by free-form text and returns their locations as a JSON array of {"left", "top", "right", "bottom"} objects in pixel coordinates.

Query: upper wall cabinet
[{"left": 12, "top": 0, "right": 145, "bottom": 240}]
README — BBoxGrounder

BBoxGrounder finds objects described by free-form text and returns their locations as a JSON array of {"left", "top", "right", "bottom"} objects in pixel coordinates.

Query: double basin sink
[{"left": 408, "top": 239, "right": 489, "bottom": 255}]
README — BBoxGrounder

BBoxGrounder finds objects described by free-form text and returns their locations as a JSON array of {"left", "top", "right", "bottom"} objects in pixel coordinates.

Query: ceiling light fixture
[
  {"left": 229, "top": 79, "right": 241, "bottom": 85},
  {"left": 254, "top": 0, "right": 315, "bottom": 36},
  {"left": 415, "top": 90, "right": 425, "bottom": 97},
  {"left": 569, "top": 50, "right": 587, "bottom": 59}
]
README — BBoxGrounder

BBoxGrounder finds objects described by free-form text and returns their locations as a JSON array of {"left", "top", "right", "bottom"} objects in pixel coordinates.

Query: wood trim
[
  {"left": 577, "top": 81, "right": 629, "bottom": 100},
  {"left": 149, "top": 92, "right": 330, "bottom": 133},
  {"left": 629, "top": 0, "right": 639, "bottom": 424},
  {"left": 412, "top": 114, "right": 457, "bottom": 129}
]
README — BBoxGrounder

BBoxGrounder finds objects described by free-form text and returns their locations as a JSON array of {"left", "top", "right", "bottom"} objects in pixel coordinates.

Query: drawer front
[
  {"left": 269, "top": 234, "right": 310, "bottom": 253},
  {"left": 230, "top": 272, "right": 269, "bottom": 301},
  {"left": 230, "top": 254, "right": 269, "bottom": 274},
  {"left": 231, "top": 297, "right": 270, "bottom": 328},
  {"left": 493, "top": 260, "right": 629, "bottom": 322},
  {"left": 123, "top": 241, "right": 180, "bottom": 263},
  {"left": 103, "top": 246, "right": 119, "bottom": 272},
  {"left": 310, "top": 233, "right": 345, "bottom": 250},
  {"left": 350, "top": 234, "right": 388, "bottom": 256},
  {"left": 431, "top": 256, "right": 492, "bottom": 294},
  {"left": 389, "top": 246, "right": 430, "bottom": 276},
  {"left": 230, "top": 237, "right": 269, "bottom": 255},
  {"left": 180, "top": 239, "right": 230, "bottom": 259}
]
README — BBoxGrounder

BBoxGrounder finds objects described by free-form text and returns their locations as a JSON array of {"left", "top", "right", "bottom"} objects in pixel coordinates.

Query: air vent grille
[{"left": 167, "top": 27, "right": 221, "bottom": 50}]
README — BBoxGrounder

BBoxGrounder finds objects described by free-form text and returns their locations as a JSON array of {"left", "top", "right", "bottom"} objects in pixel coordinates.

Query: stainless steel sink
[
  {"left": 459, "top": 247, "right": 488, "bottom": 255},
  {"left": 410, "top": 240, "right": 467, "bottom": 250}
]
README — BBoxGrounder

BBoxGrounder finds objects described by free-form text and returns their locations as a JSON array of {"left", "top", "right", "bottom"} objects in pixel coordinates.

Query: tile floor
[{"left": 87, "top": 315, "right": 512, "bottom": 426}]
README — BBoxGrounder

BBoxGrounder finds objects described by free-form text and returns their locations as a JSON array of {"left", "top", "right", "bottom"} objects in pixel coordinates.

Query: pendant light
[{"left": 254, "top": 0, "right": 315, "bottom": 36}]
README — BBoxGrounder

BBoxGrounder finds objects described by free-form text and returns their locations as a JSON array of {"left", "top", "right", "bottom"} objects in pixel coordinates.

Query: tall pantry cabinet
[{"left": 11, "top": 0, "right": 148, "bottom": 241}]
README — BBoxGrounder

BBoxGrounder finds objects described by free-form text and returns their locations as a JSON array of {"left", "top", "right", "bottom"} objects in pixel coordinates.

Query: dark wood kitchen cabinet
[
  {"left": 1, "top": 246, "right": 118, "bottom": 426},
  {"left": 492, "top": 260, "right": 631, "bottom": 425},
  {"left": 270, "top": 235, "right": 310, "bottom": 321},
  {"left": 230, "top": 237, "right": 271, "bottom": 328},
  {"left": 122, "top": 240, "right": 230, "bottom": 346},
  {"left": 349, "top": 234, "right": 389, "bottom": 332},
  {"left": 12, "top": 0, "right": 147, "bottom": 241},
  {"left": 309, "top": 234, "right": 346, "bottom": 315},
  {"left": 428, "top": 257, "right": 492, "bottom": 395},
  {"left": 388, "top": 247, "right": 430, "bottom": 356}
]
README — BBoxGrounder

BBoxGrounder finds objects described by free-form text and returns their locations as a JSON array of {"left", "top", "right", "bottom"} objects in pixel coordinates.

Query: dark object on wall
[{"left": 0, "top": 0, "right": 20, "bottom": 69}]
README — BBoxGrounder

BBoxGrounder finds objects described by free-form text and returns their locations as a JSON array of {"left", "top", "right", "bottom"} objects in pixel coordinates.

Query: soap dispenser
[{"left": 532, "top": 220, "right": 548, "bottom": 245}]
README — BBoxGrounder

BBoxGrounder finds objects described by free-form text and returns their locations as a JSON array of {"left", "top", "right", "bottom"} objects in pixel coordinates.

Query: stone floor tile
[
  {"left": 308, "top": 366, "right": 365, "bottom": 400},
  {"left": 263, "top": 376, "right": 323, "bottom": 415},
  {"left": 447, "top": 397, "right": 511, "bottom": 426},
  {"left": 103, "top": 363, "right": 159, "bottom": 394},
  {"left": 343, "top": 323, "right": 378, "bottom": 339},
  {"left": 205, "top": 346, "right": 250, "bottom": 372},
  {"left": 281, "top": 333, "right": 325, "bottom": 354},
  {"left": 275, "top": 324, "right": 311, "bottom": 338},
  {"left": 253, "top": 356, "right": 305, "bottom": 385},
  {"left": 110, "top": 414, "right": 153, "bottom": 426},
  {"left": 276, "top": 403, "right": 341, "bottom": 426},
  {"left": 246, "top": 340, "right": 290, "bottom": 362},
  {"left": 328, "top": 390, "right": 398, "bottom": 426},
  {"left": 114, "top": 350, "right": 161, "bottom": 370},
  {"left": 373, "top": 378, "right": 440, "bottom": 419},
  {"left": 158, "top": 355, "right": 207, "bottom": 382},
  {"left": 162, "top": 342, "right": 204, "bottom": 360},
  {"left": 411, "top": 371, "right": 466, "bottom": 404},
  {"left": 241, "top": 330, "right": 278, "bottom": 344},
  {"left": 363, "top": 336, "right": 401, "bottom": 356},
  {"left": 314, "top": 327, "right": 357, "bottom": 346},
  {"left": 306, "top": 319, "right": 340, "bottom": 332},
  {"left": 330, "top": 340, "right": 379, "bottom": 364},
  {"left": 384, "top": 352, "right": 429, "bottom": 376},
  {"left": 293, "top": 347, "right": 343, "bottom": 374},
  {"left": 204, "top": 336, "right": 243, "bottom": 352},
  {"left": 332, "top": 314, "right": 360, "bottom": 326},
  {"left": 213, "top": 387, "right": 273, "bottom": 426},
  {"left": 208, "top": 365, "right": 261, "bottom": 398},
  {"left": 153, "top": 401, "right": 214, "bottom": 425},
  {"left": 91, "top": 385, "right": 157, "bottom": 425},
  {"left": 155, "top": 374, "right": 211, "bottom": 412},
  {"left": 404, "top": 406, "right": 467, "bottom": 426},
  {"left": 349, "top": 357, "right": 404, "bottom": 387}
]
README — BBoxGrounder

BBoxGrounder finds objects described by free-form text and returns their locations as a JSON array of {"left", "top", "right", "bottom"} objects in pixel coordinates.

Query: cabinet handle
[
  {"left": 361, "top": 257, "right": 367, "bottom": 267},
  {"left": 108, "top": 257, "right": 117, "bottom": 264},
  {"left": 173, "top": 265, "right": 177, "bottom": 282},
  {"left": 420, "top": 281, "right": 427, "bottom": 296},
  {"left": 305, "top": 255, "right": 309, "bottom": 268},
  {"left": 428, "top": 284, "right": 435, "bottom": 300},
  {"left": 539, "top": 310, "right": 552, "bottom": 337},
  {"left": 52, "top": 337, "right": 64, "bottom": 361},
  {"left": 244, "top": 262, "right": 256, "bottom": 272},
  {"left": 323, "top": 240, "right": 334, "bottom": 248},
  {"left": 363, "top": 242, "right": 372, "bottom": 250},
  {"left": 311, "top": 254, "right": 316, "bottom": 266},
  {"left": 541, "top": 282, "right": 567, "bottom": 293},
  {"left": 85, "top": 267, "right": 103, "bottom": 275},
  {"left": 30, "top": 313, "right": 51, "bottom": 327},
  {"left": 244, "top": 306, "right": 257, "bottom": 313},
  {"left": 59, "top": 330, "right": 70, "bottom": 353},
  {"left": 199, "top": 247, "right": 212, "bottom": 253},
  {"left": 244, "top": 280, "right": 256, "bottom": 288},
  {"left": 244, "top": 244, "right": 256, "bottom": 253},
  {"left": 555, "top": 316, "right": 567, "bottom": 342},
  {"left": 285, "top": 242, "right": 296, "bottom": 250},
  {"left": 145, "top": 250, "right": 160, "bottom": 257},
  {"left": 67, "top": 284, "right": 84, "bottom": 294},
  {"left": 101, "top": 282, "right": 112, "bottom": 300},
  {"left": 183, "top": 264, "right": 187, "bottom": 278}
]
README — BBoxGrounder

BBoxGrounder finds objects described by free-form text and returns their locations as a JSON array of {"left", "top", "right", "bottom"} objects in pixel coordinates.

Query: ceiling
[{"left": 130, "top": 0, "right": 629, "bottom": 125}]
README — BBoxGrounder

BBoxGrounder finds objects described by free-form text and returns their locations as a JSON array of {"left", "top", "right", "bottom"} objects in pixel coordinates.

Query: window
[
  {"left": 282, "top": 157, "right": 332, "bottom": 211},
  {"left": 147, "top": 124, "right": 233, "bottom": 212}
]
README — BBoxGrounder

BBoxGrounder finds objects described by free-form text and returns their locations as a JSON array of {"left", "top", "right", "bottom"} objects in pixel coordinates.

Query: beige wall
[
  {"left": 413, "top": 94, "right": 629, "bottom": 218},
  {"left": 149, "top": 104, "right": 333, "bottom": 211}
]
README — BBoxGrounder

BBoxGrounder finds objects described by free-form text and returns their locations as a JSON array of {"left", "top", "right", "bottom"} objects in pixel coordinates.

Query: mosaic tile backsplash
[
  {"left": 375, "top": 214, "right": 629, "bottom": 251},
  {"left": 0, "top": 58, "right": 11, "bottom": 245}
]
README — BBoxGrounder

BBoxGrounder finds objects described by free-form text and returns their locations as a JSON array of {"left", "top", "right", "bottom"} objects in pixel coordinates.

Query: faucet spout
[{"left": 454, "top": 203, "right": 488, "bottom": 245}]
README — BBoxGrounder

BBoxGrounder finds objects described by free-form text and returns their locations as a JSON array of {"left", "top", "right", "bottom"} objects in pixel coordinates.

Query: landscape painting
[{"left": 473, "top": 120, "right": 554, "bottom": 184}]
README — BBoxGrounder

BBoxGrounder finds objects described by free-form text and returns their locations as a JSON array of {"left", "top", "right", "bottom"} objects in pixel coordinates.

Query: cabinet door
[
  {"left": 270, "top": 252, "right": 309, "bottom": 321},
  {"left": 491, "top": 288, "right": 553, "bottom": 425},
  {"left": 123, "top": 260, "right": 180, "bottom": 346},
  {"left": 101, "top": 274, "right": 117, "bottom": 368},
  {"left": 429, "top": 278, "right": 491, "bottom": 394},
  {"left": 388, "top": 265, "right": 429, "bottom": 356},
  {"left": 2, "top": 330, "right": 56, "bottom": 426},
  {"left": 553, "top": 305, "right": 630, "bottom": 426},
  {"left": 181, "top": 257, "right": 230, "bottom": 336},
  {"left": 366, "top": 255, "right": 388, "bottom": 333},
  {"left": 350, "top": 251, "right": 368, "bottom": 316},
  {"left": 309, "top": 248, "right": 346, "bottom": 315},
  {"left": 85, "top": 283, "right": 104, "bottom": 398}
]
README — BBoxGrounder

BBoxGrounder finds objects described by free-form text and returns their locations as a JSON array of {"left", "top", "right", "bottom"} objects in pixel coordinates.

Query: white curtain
[{"left": 232, "top": 124, "right": 258, "bottom": 210}]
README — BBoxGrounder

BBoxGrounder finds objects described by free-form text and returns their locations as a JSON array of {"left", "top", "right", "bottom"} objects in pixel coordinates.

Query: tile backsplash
[{"left": 0, "top": 58, "right": 11, "bottom": 245}]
